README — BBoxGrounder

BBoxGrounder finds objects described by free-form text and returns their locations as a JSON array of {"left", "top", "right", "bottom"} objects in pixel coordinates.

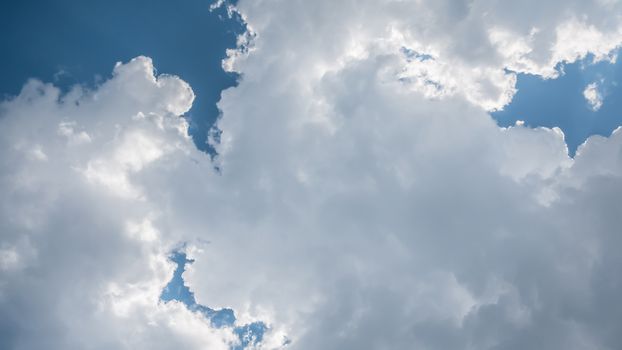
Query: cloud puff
[
  {"left": 583, "top": 82, "right": 604, "bottom": 111},
  {"left": 2, "top": 1, "right": 622, "bottom": 350}
]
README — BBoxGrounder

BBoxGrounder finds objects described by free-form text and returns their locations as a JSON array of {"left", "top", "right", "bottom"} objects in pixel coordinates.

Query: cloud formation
[
  {"left": 2, "top": 1, "right": 622, "bottom": 349},
  {"left": 0, "top": 57, "right": 241, "bottom": 350}
]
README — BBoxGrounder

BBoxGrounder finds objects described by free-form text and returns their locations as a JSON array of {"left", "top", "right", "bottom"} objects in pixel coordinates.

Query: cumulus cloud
[
  {"left": 2, "top": 1, "right": 622, "bottom": 350},
  {"left": 584, "top": 82, "right": 604, "bottom": 111},
  {"left": 0, "top": 57, "right": 242, "bottom": 350}
]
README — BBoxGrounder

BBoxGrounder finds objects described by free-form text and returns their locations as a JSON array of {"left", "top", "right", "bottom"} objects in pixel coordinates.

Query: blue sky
[
  {"left": 493, "top": 53, "right": 622, "bottom": 156},
  {"left": 2, "top": 1, "right": 622, "bottom": 350}
]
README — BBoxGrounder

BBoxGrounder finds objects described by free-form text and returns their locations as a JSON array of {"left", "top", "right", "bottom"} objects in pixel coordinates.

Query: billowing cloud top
[{"left": 2, "top": 1, "right": 622, "bottom": 349}]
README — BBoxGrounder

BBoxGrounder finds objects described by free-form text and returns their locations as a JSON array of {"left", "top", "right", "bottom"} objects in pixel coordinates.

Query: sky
[
  {"left": 2, "top": 1, "right": 622, "bottom": 350},
  {"left": 494, "top": 53, "right": 622, "bottom": 156}
]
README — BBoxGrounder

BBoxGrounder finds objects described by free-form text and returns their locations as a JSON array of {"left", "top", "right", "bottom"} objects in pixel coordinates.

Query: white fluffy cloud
[
  {"left": 2, "top": 1, "right": 622, "bottom": 350},
  {"left": 0, "top": 57, "right": 240, "bottom": 350},
  {"left": 584, "top": 82, "right": 604, "bottom": 111}
]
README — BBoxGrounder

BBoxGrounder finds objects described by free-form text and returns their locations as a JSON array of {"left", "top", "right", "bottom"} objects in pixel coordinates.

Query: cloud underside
[{"left": 2, "top": 1, "right": 622, "bottom": 349}]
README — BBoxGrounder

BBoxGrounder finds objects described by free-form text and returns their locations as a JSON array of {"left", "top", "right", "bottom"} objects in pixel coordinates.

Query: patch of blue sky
[
  {"left": 400, "top": 47, "right": 435, "bottom": 62},
  {"left": 160, "top": 251, "right": 267, "bottom": 349},
  {"left": 0, "top": 0, "right": 245, "bottom": 153},
  {"left": 493, "top": 51, "right": 622, "bottom": 156}
]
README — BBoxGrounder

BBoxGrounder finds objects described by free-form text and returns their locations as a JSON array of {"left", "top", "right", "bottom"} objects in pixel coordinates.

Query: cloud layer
[{"left": 2, "top": 1, "right": 622, "bottom": 349}]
